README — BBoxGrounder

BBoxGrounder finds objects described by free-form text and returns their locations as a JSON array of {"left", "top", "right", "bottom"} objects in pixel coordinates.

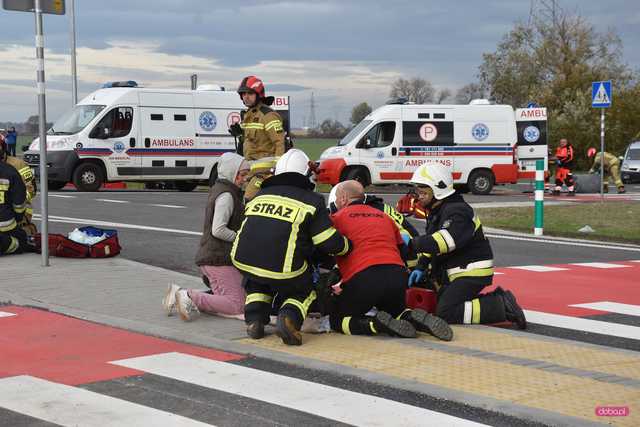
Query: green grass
[
  {"left": 294, "top": 138, "right": 338, "bottom": 162},
  {"left": 17, "top": 135, "right": 34, "bottom": 155},
  {"left": 476, "top": 202, "right": 640, "bottom": 244}
]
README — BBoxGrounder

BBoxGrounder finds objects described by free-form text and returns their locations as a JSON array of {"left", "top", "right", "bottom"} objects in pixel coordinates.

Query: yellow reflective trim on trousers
[
  {"left": 0, "top": 220, "right": 17, "bottom": 232},
  {"left": 369, "top": 321, "right": 377, "bottom": 334},
  {"left": 283, "top": 290, "right": 316, "bottom": 319},
  {"left": 311, "top": 227, "right": 337, "bottom": 245},
  {"left": 6, "top": 237, "right": 19, "bottom": 254},
  {"left": 342, "top": 317, "right": 352, "bottom": 335},
  {"left": 473, "top": 215, "right": 482, "bottom": 232},
  {"left": 432, "top": 231, "right": 448, "bottom": 254},
  {"left": 471, "top": 298, "right": 481, "bottom": 324},
  {"left": 333, "top": 236, "right": 350, "bottom": 256},
  {"left": 245, "top": 293, "right": 273, "bottom": 305},
  {"left": 448, "top": 267, "right": 494, "bottom": 282},
  {"left": 0, "top": 184, "right": 9, "bottom": 191}
]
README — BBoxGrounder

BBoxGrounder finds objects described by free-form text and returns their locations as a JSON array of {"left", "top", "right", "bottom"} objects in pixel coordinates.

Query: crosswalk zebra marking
[
  {"left": 112, "top": 352, "right": 489, "bottom": 427},
  {"left": 570, "top": 262, "right": 631, "bottom": 269},
  {"left": 570, "top": 301, "right": 640, "bottom": 317},
  {"left": 524, "top": 310, "right": 640, "bottom": 340},
  {"left": 0, "top": 375, "right": 212, "bottom": 427},
  {"left": 508, "top": 265, "right": 569, "bottom": 272}
]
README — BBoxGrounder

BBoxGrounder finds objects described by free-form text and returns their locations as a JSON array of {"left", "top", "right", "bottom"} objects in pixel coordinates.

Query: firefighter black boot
[
  {"left": 276, "top": 312, "right": 302, "bottom": 346},
  {"left": 246, "top": 321, "right": 265, "bottom": 339},
  {"left": 373, "top": 311, "right": 417, "bottom": 338},
  {"left": 406, "top": 309, "right": 453, "bottom": 341},
  {"left": 496, "top": 287, "right": 527, "bottom": 330}
]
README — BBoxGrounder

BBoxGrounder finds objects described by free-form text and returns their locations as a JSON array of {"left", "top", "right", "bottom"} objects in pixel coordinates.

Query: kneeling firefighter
[
  {"left": 231, "top": 149, "right": 350, "bottom": 345},
  {"left": 1, "top": 140, "right": 37, "bottom": 235},
  {"left": 0, "top": 144, "right": 29, "bottom": 256},
  {"left": 405, "top": 163, "right": 527, "bottom": 329}
]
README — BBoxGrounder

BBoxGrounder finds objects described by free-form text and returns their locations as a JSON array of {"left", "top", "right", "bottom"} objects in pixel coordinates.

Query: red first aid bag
[{"left": 35, "top": 227, "right": 121, "bottom": 258}]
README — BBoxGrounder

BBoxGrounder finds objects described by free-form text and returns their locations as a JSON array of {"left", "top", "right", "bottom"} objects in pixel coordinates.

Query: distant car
[{"left": 621, "top": 141, "right": 640, "bottom": 184}]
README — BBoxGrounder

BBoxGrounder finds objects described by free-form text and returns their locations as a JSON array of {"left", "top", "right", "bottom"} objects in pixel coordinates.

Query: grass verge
[{"left": 476, "top": 201, "right": 640, "bottom": 244}]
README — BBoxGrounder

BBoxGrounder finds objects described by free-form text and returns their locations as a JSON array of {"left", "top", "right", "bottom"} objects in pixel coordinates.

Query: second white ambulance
[{"left": 316, "top": 100, "right": 547, "bottom": 194}]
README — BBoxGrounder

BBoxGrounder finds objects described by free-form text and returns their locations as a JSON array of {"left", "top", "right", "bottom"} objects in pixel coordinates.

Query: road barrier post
[{"left": 534, "top": 159, "right": 544, "bottom": 236}]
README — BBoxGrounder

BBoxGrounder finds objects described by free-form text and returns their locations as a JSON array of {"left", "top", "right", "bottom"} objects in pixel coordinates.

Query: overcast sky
[{"left": 1, "top": 0, "right": 638, "bottom": 127}]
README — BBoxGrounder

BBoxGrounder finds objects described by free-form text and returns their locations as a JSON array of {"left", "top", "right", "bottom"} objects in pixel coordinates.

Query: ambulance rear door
[
  {"left": 515, "top": 107, "right": 548, "bottom": 179},
  {"left": 398, "top": 107, "right": 455, "bottom": 182}
]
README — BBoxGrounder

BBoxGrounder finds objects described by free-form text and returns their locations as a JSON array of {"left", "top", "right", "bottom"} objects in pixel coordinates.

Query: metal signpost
[
  {"left": 3, "top": 0, "right": 66, "bottom": 266},
  {"left": 591, "top": 80, "right": 612, "bottom": 201}
]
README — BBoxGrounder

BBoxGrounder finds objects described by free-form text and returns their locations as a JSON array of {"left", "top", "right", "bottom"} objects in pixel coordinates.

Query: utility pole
[{"left": 309, "top": 92, "right": 317, "bottom": 129}]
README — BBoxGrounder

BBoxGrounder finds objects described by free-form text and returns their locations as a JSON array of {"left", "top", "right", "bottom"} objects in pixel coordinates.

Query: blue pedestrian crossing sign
[{"left": 592, "top": 81, "right": 612, "bottom": 108}]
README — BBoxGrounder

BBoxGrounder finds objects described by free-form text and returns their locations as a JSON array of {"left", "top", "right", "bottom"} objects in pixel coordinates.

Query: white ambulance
[
  {"left": 24, "top": 81, "right": 290, "bottom": 191},
  {"left": 316, "top": 100, "right": 547, "bottom": 194}
]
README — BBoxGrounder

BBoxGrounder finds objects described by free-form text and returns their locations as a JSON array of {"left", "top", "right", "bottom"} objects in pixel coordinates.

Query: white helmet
[
  {"left": 410, "top": 163, "right": 455, "bottom": 200},
  {"left": 275, "top": 149, "right": 310, "bottom": 176},
  {"left": 327, "top": 184, "right": 340, "bottom": 213}
]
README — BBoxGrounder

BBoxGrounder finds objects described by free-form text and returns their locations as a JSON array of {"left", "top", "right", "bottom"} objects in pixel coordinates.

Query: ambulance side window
[
  {"left": 358, "top": 121, "right": 396, "bottom": 149},
  {"left": 89, "top": 107, "right": 133, "bottom": 139}
]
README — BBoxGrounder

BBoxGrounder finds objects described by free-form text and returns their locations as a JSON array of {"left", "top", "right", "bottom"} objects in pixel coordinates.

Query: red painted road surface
[
  {"left": 491, "top": 261, "right": 640, "bottom": 317},
  {"left": 0, "top": 306, "right": 243, "bottom": 385}
]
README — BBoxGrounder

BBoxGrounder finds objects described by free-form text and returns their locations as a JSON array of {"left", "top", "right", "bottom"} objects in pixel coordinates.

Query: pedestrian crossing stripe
[{"left": 570, "top": 301, "right": 640, "bottom": 317}]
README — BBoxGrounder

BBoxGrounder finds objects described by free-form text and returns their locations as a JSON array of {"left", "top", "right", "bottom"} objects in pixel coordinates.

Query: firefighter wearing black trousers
[
  {"left": 328, "top": 180, "right": 453, "bottom": 340},
  {"left": 0, "top": 159, "right": 28, "bottom": 256},
  {"left": 406, "top": 164, "right": 527, "bottom": 329},
  {"left": 231, "top": 149, "right": 350, "bottom": 346}
]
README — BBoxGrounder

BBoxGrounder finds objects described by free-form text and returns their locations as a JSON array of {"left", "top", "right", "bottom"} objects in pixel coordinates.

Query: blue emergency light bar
[{"left": 102, "top": 81, "right": 138, "bottom": 88}]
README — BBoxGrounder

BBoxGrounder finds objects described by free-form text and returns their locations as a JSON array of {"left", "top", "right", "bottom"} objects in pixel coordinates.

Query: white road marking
[
  {"left": 95, "top": 199, "right": 130, "bottom": 204},
  {"left": 570, "top": 262, "right": 631, "bottom": 269},
  {"left": 112, "top": 352, "right": 488, "bottom": 427},
  {"left": 524, "top": 310, "right": 640, "bottom": 340},
  {"left": 508, "top": 265, "right": 569, "bottom": 272},
  {"left": 0, "top": 311, "right": 16, "bottom": 318},
  {"left": 485, "top": 233, "right": 640, "bottom": 252},
  {"left": 32, "top": 214, "right": 201, "bottom": 236},
  {"left": 493, "top": 271, "right": 504, "bottom": 275},
  {"left": 149, "top": 204, "right": 186, "bottom": 209},
  {"left": 569, "top": 302, "right": 640, "bottom": 317},
  {"left": 48, "top": 194, "right": 76, "bottom": 199},
  {"left": 0, "top": 375, "right": 211, "bottom": 427}
]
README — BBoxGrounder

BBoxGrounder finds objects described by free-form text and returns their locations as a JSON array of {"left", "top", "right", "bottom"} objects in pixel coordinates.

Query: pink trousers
[{"left": 188, "top": 265, "right": 246, "bottom": 315}]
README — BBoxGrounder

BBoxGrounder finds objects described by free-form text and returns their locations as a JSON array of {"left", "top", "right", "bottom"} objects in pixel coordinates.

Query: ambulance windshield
[
  {"left": 48, "top": 105, "right": 106, "bottom": 135},
  {"left": 338, "top": 120, "right": 371, "bottom": 146}
]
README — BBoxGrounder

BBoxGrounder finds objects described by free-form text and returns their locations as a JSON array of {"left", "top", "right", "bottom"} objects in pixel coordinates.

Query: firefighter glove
[{"left": 408, "top": 269, "right": 425, "bottom": 287}]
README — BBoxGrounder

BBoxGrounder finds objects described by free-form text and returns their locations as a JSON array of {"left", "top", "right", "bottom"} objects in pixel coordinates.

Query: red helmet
[
  {"left": 237, "top": 75, "right": 265, "bottom": 99},
  {"left": 587, "top": 147, "right": 597, "bottom": 158}
]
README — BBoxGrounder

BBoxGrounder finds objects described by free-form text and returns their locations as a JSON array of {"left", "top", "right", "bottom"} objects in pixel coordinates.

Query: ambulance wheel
[
  {"left": 175, "top": 181, "right": 198, "bottom": 192},
  {"left": 72, "top": 162, "right": 104, "bottom": 192},
  {"left": 47, "top": 180, "right": 66, "bottom": 191},
  {"left": 343, "top": 167, "right": 371, "bottom": 187},
  {"left": 468, "top": 170, "right": 494, "bottom": 195}
]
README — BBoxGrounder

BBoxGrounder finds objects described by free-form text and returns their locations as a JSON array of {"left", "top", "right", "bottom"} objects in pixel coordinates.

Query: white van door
[
  {"left": 84, "top": 105, "right": 139, "bottom": 180},
  {"left": 355, "top": 120, "right": 399, "bottom": 183},
  {"left": 194, "top": 108, "right": 239, "bottom": 180}
]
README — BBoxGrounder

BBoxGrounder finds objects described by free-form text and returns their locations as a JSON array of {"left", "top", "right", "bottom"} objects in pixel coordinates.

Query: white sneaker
[
  {"left": 176, "top": 289, "right": 200, "bottom": 321},
  {"left": 162, "top": 283, "right": 181, "bottom": 316}
]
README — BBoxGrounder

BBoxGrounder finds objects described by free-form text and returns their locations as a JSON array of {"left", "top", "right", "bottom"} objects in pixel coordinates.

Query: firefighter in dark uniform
[
  {"left": 405, "top": 163, "right": 527, "bottom": 329},
  {"left": 0, "top": 143, "right": 28, "bottom": 256},
  {"left": 236, "top": 76, "right": 286, "bottom": 201},
  {"left": 1, "top": 140, "right": 37, "bottom": 235},
  {"left": 328, "top": 180, "right": 453, "bottom": 340},
  {"left": 231, "top": 149, "right": 350, "bottom": 345},
  {"left": 552, "top": 138, "right": 576, "bottom": 196}
]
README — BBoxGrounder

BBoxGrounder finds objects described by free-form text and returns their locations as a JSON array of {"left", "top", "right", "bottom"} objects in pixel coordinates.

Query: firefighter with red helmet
[
  {"left": 587, "top": 147, "right": 625, "bottom": 194},
  {"left": 552, "top": 138, "right": 576, "bottom": 196},
  {"left": 236, "top": 76, "right": 286, "bottom": 200}
]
